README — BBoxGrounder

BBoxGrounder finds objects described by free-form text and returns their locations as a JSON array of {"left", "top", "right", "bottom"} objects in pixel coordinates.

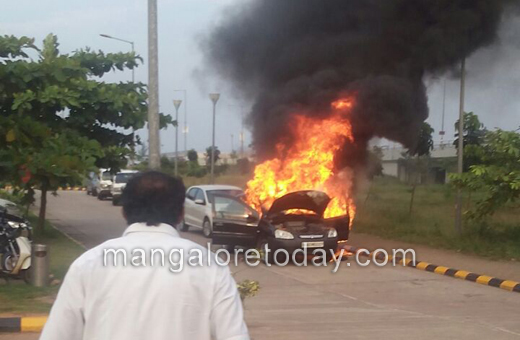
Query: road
[{"left": 3, "top": 191, "right": 520, "bottom": 339}]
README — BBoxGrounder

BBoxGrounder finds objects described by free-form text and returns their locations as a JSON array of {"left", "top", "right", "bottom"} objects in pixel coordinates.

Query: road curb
[
  {"left": 344, "top": 246, "right": 520, "bottom": 293},
  {"left": 0, "top": 316, "right": 47, "bottom": 333}
]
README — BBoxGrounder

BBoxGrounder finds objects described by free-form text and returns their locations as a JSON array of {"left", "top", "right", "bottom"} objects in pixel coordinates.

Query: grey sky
[{"left": 2, "top": 1, "right": 519, "bottom": 153}]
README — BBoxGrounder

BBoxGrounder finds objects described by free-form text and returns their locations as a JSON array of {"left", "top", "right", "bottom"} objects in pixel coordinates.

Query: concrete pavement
[{"left": 2, "top": 191, "right": 519, "bottom": 339}]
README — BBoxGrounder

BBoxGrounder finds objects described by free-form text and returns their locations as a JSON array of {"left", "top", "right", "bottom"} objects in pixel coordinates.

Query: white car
[
  {"left": 95, "top": 169, "right": 113, "bottom": 200},
  {"left": 182, "top": 185, "right": 245, "bottom": 237},
  {"left": 111, "top": 170, "right": 139, "bottom": 206}
]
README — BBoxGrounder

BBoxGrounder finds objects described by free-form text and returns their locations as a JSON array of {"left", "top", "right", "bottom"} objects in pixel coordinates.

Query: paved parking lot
[{"left": 2, "top": 191, "right": 519, "bottom": 339}]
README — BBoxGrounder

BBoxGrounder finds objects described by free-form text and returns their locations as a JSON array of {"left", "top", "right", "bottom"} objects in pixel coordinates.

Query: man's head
[{"left": 121, "top": 171, "right": 186, "bottom": 226}]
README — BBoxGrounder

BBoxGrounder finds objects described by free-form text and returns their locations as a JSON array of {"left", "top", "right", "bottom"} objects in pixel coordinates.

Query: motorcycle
[{"left": 0, "top": 206, "right": 32, "bottom": 282}]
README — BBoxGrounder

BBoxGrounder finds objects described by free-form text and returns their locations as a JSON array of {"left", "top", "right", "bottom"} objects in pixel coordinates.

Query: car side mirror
[
  {"left": 246, "top": 214, "right": 258, "bottom": 223},
  {"left": 194, "top": 199, "right": 205, "bottom": 205}
]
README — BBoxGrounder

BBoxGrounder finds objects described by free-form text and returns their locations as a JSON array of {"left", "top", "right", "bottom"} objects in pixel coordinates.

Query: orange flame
[{"left": 245, "top": 98, "right": 356, "bottom": 225}]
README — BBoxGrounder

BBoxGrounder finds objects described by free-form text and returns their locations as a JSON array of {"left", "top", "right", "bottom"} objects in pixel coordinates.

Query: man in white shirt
[{"left": 40, "top": 171, "right": 250, "bottom": 340}]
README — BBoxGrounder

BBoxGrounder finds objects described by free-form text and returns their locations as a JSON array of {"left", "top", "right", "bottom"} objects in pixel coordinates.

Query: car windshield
[
  {"left": 114, "top": 173, "right": 136, "bottom": 184},
  {"left": 101, "top": 171, "right": 112, "bottom": 181},
  {"left": 207, "top": 189, "right": 244, "bottom": 200}
]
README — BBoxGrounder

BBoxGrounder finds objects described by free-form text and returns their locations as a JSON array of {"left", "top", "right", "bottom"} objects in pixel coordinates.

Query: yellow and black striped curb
[
  {"left": 344, "top": 245, "right": 520, "bottom": 293},
  {"left": 0, "top": 316, "right": 47, "bottom": 333},
  {"left": 2, "top": 186, "right": 86, "bottom": 191}
]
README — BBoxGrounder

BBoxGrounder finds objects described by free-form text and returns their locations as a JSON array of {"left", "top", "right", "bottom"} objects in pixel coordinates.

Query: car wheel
[
  {"left": 257, "top": 239, "right": 271, "bottom": 264},
  {"left": 202, "top": 218, "right": 212, "bottom": 238},
  {"left": 97, "top": 194, "right": 104, "bottom": 201},
  {"left": 92, "top": 189, "right": 98, "bottom": 197},
  {"left": 179, "top": 219, "right": 189, "bottom": 232},
  {"left": 112, "top": 198, "right": 119, "bottom": 206}
]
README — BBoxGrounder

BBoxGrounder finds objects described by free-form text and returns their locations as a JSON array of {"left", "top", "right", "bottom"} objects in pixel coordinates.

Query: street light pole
[
  {"left": 455, "top": 58, "right": 466, "bottom": 234},
  {"left": 147, "top": 0, "right": 161, "bottom": 170},
  {"left": 173, "top": 100, "right": 182, "bottom": 176},
  {"left": 174, "top": 89, "right": 188, "bottom": 152},
  {"left": 99, "top": 34, "right": 135, "bottom": 83},
  {"left": 209, "top": 93, "right": 220, "bottom": 184}
]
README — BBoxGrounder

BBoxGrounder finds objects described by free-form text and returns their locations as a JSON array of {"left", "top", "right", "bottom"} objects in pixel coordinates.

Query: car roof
[
  {"left": 189, "top": 185, "right": 243, "bottom": 191},
  {"left": 116, "top": 170, "right": 139, "bottom": 174}
]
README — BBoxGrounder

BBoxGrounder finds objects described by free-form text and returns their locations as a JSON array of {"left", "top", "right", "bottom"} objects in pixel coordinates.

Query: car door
[
  {"left": 192, "top": 188, "right": 207, "bottom": 228},
  {"left": 184, "top": 188, "right": 197, "bottom": 226},
  {"left": 211, "top": 194, "right": 259, "bottom": 248}
]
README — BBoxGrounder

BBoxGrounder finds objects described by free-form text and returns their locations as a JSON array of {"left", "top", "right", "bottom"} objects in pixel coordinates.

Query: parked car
[
  {"left": 211, "top": 190, "right": 350, "bottom": 262},
  {"left": 182, "top": 185, "right": 244, "bottom": 237},
  {"left": 96, "top": 169, "right": 114, "bottom": 200},
  {"left": 111, "top": 170, "right": 139, "bottom": 206}
]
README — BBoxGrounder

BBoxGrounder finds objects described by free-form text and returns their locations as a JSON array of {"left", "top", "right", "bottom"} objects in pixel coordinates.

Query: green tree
[
  {"left": 0, "top": 34, "right": 172, "bottom": 232},
  {"left": 187, "top": 149, "right": 198, "bottom": 163},
  {"left": 205, "top": 146, "right": 221, "bottom": 166},
  {"left": 450, "top": 129, "right": 520, "bottom": 220},
  {"left": 407, "top": 122, "right": 434, "bottom": 214},
  {"left": 454, "top": 112, "right": 486, "bottom": 171}
]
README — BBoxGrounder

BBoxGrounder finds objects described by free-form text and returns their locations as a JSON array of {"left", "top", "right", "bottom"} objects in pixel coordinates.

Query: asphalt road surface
[{"left": 4, "top": 191, "right": 520, "bottom": 340}]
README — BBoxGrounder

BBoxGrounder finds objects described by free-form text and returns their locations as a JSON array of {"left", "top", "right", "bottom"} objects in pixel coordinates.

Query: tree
[
  {"left": 454, "top": 112, "right": 486, "bottom": 171},
  {"left": 407, "top": 122, "right": 434, "bottom": 214},
  {"left": 0, "top": 34, "right": 172, "bottom": 232},
  {"left": 187, "top": 149, "right": 198, "bottom": 163},
  {"left": 450, "top": 129, "right": 520, "bottom": 220},
  {"left": 205, "top": 146, "right": 221, "bottom": 166}
]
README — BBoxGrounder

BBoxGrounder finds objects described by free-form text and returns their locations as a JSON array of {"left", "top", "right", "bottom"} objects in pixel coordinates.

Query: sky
[{"left": 2, "top": 0, "right": 519, "bottom": 153}]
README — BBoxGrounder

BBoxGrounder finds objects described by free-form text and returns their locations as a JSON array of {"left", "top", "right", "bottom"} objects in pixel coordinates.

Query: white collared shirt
[{"left": 40, "top": 223, "right": 249, "bottom": 340}]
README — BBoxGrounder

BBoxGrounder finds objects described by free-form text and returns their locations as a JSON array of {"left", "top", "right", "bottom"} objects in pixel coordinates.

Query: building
[{"left": 381, "top": 142, "right": 457, "bottom": 184}]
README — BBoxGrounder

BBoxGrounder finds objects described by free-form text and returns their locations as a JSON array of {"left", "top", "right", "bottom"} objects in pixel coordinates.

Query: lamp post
[
  {"left": 209, "top": 93, "right": 220, "bottom": 184},
  {"left": 173, "top": 99, "right": 182, "bottom": 176},
  {"left": 147, "top": 0, "right": 161, "bottom": 170},
  {"left": 455, "top": 58, "right": 466, "bottom": 234},
  {"left": 174, "top": 89, "right": 188, "bottom": 152},
  {"left": 99, "top": 34, "right": 135, "bottom": 83},
  {"left": 228, "top": 104, "right": 246, "bottom": 158}
]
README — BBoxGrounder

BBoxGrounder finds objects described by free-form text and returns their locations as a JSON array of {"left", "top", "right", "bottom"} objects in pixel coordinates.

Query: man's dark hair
[{"left": 121, "top": 171, "right": 186, "bottom": 226}]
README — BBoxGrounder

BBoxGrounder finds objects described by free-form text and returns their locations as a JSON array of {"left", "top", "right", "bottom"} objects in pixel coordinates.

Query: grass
[
  {"left": 354, "top": 176, "right": 520, "bottom": 261},
  {"left": 0, "top": 215, "right": 85, "bottom": 314}
]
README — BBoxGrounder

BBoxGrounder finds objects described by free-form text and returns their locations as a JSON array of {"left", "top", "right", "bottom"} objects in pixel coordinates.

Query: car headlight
[
  {"left": 7, "top": 221, "right": 20, "bottom": 228},
  {"left": 328, "top": 228, "right": 338, "bottom": 238},
  {"left": 274, "top": 230, "right": 294, "bottom": 240},
  {"left": 101, "top": 184, "right": 109, "bottom": 189}
]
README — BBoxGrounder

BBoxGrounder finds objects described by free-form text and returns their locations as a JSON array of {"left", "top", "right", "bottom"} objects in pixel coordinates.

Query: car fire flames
[{"left": 245, "top": 98, "right": 356, "bottom": 226}]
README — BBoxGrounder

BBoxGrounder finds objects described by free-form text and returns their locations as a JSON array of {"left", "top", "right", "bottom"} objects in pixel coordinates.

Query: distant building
[{"left": 381, "top": 142, "right": 457, "bottom": 184}]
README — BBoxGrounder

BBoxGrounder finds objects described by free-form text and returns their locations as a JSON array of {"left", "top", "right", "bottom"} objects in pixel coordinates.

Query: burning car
[{"left": 211, "top": 190, "right": 349, "bottom": 261}]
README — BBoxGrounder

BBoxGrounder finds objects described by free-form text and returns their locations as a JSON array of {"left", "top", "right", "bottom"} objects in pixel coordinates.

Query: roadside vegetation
[
  {"left": 355, "top": 176, "right": 520, "bottom": 260},
  {"left": 0, "top": 207, "right": 84, "bottom": 314}
]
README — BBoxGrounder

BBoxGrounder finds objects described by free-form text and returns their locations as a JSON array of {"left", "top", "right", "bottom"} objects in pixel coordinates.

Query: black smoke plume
[{"left": 204, "top": 0, "right": 518, "bottom": 170}]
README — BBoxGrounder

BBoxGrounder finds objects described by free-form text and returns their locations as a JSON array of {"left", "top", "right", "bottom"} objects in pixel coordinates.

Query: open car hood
[{"left": 267, "top": 191, "right": 331, "bottom": 217}]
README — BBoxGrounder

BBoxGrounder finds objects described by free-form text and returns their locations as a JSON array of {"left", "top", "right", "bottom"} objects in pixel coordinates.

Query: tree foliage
[
  {"left": 454, "top": 112, "right": 487, "bottom": 171},
  {"left": 0, "top": 34, "right": 171, "bottom": 231},
  {"left": 450, "top": 129, "right": 520, "bottom": 219}
]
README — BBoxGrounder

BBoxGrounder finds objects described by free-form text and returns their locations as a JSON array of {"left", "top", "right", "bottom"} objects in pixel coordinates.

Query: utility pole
[
  {"left": 440, "top": 79, "right": 446, "bottom": 145},
  {"left": 147, "top": 0, "right": 161, "bottom": 170},
  {"left": 173, "top": 100, "right": 182, "bottom": 176},
  {"left": 209, "top": 93, "right": 220, "bottom": 184},
  {"left": 455, "top": 58, "right": 466, "bottom": 234},
  {"left": 174, "top": 90, "right": 188, "bottom": 153}
]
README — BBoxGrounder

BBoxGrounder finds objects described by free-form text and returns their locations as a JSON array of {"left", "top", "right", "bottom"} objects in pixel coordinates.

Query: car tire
[
  {"left": 112, "top": 198, "right": 119, "bottom": 206},
  {"left": 202, "top": 218, "right": 212, "bottom": 238},
  {"left": 97, "top": 194, "right": 104, "bottom": 201},
  {"left": 92, "top": 189, "right": 98, "bottom": 197},
  {"left": 179, "top": 220, "right": 189, "bottom": 232},
  {"left": 258, "top": 239, "right": 272, "bottom": 265}
]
